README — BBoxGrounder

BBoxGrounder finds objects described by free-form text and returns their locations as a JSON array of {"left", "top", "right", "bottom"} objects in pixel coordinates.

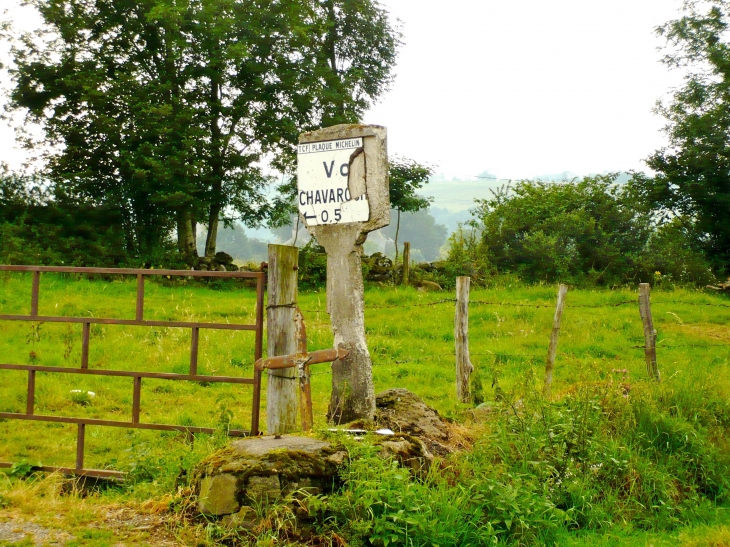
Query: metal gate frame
[{"left": 0, "top": 265, "right": 264, "bottom": 478}]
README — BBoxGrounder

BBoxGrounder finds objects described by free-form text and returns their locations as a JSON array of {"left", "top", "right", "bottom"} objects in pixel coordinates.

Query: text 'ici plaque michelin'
[{"left": 297, "top": 137, "right": 369, "bottom": 226}]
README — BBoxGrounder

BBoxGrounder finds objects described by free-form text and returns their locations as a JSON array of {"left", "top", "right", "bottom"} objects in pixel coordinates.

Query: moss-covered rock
[
  {"left": 194, "top": 436, "right": 346, "bottom": 516},
  {"left": 375, "top": 388, "right": 452, "bottom": 456},
  {"left": 198, "top": 473, "right": 239, "bottom": 515}
]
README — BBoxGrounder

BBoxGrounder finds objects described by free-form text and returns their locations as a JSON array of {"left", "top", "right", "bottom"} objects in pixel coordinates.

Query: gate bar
[
  {"left": 26, "top": 370, "right": 36, "bottom": 415},
  {"left": 31, "top": 271, "right": 40, "bottom": 316},
  {"left": 251, "top": 274, "right": 265, "bottom": 436},
  {"left": 190, "top": 327, "right": 199, "bottom": 375},
  {"left": 76, "top": 424, "right": 85, "bottom": 470},
  {"left": 132, "top": 377, "right": 142, "bottom": 424},
  {"left": 81, "top": 322, "right": 90, "bottom": 368},
  {"left": 136, "top": 274, "right": 144, "bottom": 321}
]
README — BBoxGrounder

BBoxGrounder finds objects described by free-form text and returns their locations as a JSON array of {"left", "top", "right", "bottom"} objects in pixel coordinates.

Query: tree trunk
[
  {"left": 394, "top": 209, "right": 401, "bottom": 263},
  {"left": 204, "top": 65, "right": 224, "bottom": 258},
  {"left": 204, "top": 206, "right": 220, "bottom": 257},
  {"left": 176, "top": 207, "right": 197, "bottom": 264},
  {"left": 323, "top": 0, "right": 345, "bottom": 123},
  {"left": 190, "top": 212, "right": 198, "bottom": 256}
]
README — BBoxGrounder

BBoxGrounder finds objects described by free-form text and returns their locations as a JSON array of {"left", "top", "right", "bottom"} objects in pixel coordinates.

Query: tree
[
  {"left": 381, "top": 208, "right": 448, "bottom": 262},
  {"left": 471, "top": 175, "right": 654, "bottom": 284},
  {"left": 388, "top": 157, "right": 434, "bottom": 262},
  {"left": 645, "top": 0, "right": 730, "bottom": 268},
  {"left": 5, "top": 0, "right": 400, "bottom": 265}
]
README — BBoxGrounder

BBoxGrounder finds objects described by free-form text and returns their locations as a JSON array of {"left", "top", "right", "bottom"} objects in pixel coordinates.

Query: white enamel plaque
[{"left": 297, "top": 137, "right": 369, "bottom": 226}]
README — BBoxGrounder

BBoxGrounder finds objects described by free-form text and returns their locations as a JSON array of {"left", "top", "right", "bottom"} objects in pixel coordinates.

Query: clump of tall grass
[{"left": 281, "top": 371, "right": 730, "bottom": 547}]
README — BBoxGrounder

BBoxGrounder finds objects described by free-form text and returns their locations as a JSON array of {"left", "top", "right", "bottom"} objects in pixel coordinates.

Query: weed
[
  {"left": 69, "top": 391, "right": 93, "bottom": 406},
  {"left": 9, "top": 460, "right": 39, "bottom": 479}
]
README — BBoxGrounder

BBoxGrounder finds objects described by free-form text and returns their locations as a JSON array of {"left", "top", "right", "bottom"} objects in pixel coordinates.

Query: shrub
[{"left": 444, "top": 174, "right": 715, "bottom": 287}]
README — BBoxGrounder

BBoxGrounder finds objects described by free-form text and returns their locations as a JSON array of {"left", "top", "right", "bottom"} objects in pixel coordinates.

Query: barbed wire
[
  {"left": 301, "top": 341, "right": 730, "bottom": 374},
  {"left": 633, "top": 343, "right": 730, "bottom": 349},
  {"left": 297, "top": 298, "right": 730, "bottom": 315},
  {"left": 652, "top": 300, "right": 730, "bottom": 308}
]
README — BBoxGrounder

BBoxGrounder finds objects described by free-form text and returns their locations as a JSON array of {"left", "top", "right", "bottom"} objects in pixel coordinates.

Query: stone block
[
  {"left": 246, "top": 475, "right": 281, "bottom": 504},
  {"left": 198, "top": 473, "right": 239, "bottom": 516}
]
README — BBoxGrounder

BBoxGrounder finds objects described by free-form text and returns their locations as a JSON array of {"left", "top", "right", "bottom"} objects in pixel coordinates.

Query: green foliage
[
  {"left": 645, "top": 0, "right": 730, "bottom": 268},
  {"left": 471, "top": 378, "right": 730, "bottom": 535},
  {"left": 644, "top": 217, "right": 716, "bottom": 286},
  {"left": 297, "top": 240, "right": 328, "bottom": 291},
  {"left": 433, "top": 225, "right": 493, "bottom": 289},
  {"left": 307, "top": 442, "right": 507, "bottom": 546},
  {"left": 457, "top": 175, "right": 714, "bottom": 286},
  {"left": 388, "top": 157, "right": 435, "bottom": 261},
  {"left": 5, "top": 0, "right": 400, "bottom": 262},
  {"left": 472, "top": 175, "right": 651, "bottom": 284},
  {"left": 0, "top": 204, "right": 132, "bottom": 267},
  {"left": 388, "top": 157, "right": 434, "bottom": 215},
  {"left": 9, "top": 460, "right": 39, "bottom": 479}
]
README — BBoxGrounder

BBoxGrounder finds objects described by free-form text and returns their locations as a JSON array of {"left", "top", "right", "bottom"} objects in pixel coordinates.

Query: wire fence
[
  {"left": 299, "top": 296, "right": 730, "bottom": 314},
  {"left": 296, "top": 287, "right": 730, "bottom": 380}
]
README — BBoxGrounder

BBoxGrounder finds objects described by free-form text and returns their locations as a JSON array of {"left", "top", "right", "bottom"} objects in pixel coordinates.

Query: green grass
[{"left": 1, "top": 271, "right": 730, "bottom": 545}]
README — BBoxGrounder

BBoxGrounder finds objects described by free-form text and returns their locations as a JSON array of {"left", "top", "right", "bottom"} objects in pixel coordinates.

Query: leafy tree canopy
[
  {"left": 388, "top": 156, "right": 434, "bottom": 260},
  {"left": 5, "top": 0, "right": 400, "bottom": 265},
  {"left": 643, "top": 0, "right": 730, "bottom": 268},
  {"left": 469, "top": 174, "right": 714, "bottom": 285}
]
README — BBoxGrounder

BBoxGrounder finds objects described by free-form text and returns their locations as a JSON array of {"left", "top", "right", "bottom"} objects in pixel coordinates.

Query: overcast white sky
[{"left": 1, "top": 0, "right": 686, "bottom": 179}]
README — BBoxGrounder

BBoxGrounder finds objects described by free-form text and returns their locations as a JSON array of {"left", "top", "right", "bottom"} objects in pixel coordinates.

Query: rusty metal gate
[{"left": 0, "top": 265, "right": 265, "bottom": 478}]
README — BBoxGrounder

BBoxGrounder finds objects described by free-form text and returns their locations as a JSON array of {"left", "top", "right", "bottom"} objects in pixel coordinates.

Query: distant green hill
[{"left": 416, "top": 178, "right": 504, "bottom": 212}]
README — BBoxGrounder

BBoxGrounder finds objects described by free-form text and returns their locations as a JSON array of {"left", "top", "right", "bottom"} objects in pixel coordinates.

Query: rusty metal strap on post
[{"left": 255, "top": 348, "right": 349, "bottom": 371}]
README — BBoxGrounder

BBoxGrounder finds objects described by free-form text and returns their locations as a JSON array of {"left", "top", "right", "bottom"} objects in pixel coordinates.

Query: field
[{"left": 1, "top": 271, "right": 730, "bottom": 546}]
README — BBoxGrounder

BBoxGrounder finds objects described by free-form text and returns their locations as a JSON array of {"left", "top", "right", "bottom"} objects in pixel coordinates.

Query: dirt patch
[
  {"left": 0, "top": 504, "right": 183, "bottom": 547},
  {"left": 96, "top": 506, "right": 184, "bottom": 546},
  {"left": 0, "top": 512, "right": 73, "bottom": 546}
]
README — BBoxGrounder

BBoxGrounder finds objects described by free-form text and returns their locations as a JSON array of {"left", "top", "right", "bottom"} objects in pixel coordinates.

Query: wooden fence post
[
  {"left": 266, "top": 244, "right": 299, "bottom": 434},
  {"left": 544, "top": 284, "right": 568, "bottom": 400},
  {"left": 639, "top": 283, "right": 660, "bottom": 382},
  {"left": 455, "top": 276, "right": 474, "bottom": 403},
  {"left": 294, "top": 309, "right": 314, "bottom": 432},
  {"left": 402, "top": 242, "right": 411, "bottom": 286}
]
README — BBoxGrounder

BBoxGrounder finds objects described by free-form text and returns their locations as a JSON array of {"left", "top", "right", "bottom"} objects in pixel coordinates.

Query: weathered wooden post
[
  {"left": 297, "top": 124, "right": 389, "bottom": 424},
  {"left": 638, "top": 283, "right": 660, "bottom": 382},
  {"left": 266, "top": 244, "right": 299, "bottom": 434},
  {"left": 544, "top": 284, "right": 568, "bottom": 400},
  {"left": 402, "top": 242, "right": 411, "bottom": 286},
  {"left": 455, "top": 276, "right": 473, "bottom": 403}
]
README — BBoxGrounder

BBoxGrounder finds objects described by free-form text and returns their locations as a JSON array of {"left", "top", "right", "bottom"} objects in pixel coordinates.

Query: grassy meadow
[{"left": 1, "top": 270, "right": 730, "bottom": 546}]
